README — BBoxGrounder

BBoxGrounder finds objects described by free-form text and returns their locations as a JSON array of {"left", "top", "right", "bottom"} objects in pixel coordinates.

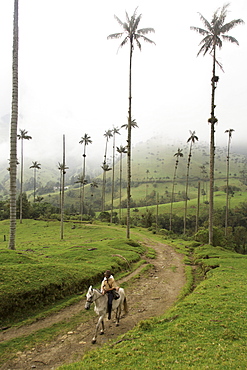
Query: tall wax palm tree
[
  {"left": 101, "top": 163, "right": 112, "bottom": 212},
  {"left": 184, "top": 131, "right": 198, "bottom": 234},
  {"left": 79, "top": 133, "right": 92, "bottom": 216},
  {"left": 225, "top": 128, "right": 234, "bottom": 236},
  {"left": 9, "top": 0, "right": 19, "bottom": 250},
  {"left": 17, "top": 129, "right": 32, "bottom": 224},
  {"left": 29, "top": 161, "right": 41, "bottom": 202},
  {"left": 58, "top": 162, "right": 69, "bottom": 211},
  {"left": 116, "top": 145, "right": 127, "bottom": 221},
  {"left": 191, "top": 4, "right": 244, "bottom": 244},
  {"left": 169, "top": 148, "right": 183, "bottom": 231},
  {"left": 102, "top": 130, "right": 113, "bottom": 212},
  {"left": 111, "top": 127, "right": 120, "bottom": 223},
  {"left": 108, "top": 8, "right": 155, "bottom": 238}
]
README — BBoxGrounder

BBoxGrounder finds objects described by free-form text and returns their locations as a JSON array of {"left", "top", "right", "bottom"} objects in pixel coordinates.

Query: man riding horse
[{"left": 101, "top": 270, "right": 119, "bottom": 320}]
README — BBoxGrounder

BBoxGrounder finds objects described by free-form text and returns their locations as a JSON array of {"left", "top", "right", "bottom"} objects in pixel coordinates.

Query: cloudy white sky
[{"left": 0, "top": 0, "right": 246, "bottom": 169}]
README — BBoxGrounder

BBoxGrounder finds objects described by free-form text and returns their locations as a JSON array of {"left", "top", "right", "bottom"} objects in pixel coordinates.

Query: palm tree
[
  {"left": 17, "top": 129, "right": 32, "bottom": 223},
  {"left": 225, "top": 128, "right": 234, "bottom": 236},
  {"left": 116, "top": 145, "right": 127, "bottom": 221},
  {"left": 169, "top": 148, "right": 183, "bottom": 231},
  {"left": 9, "top": 0, "right": 19, "bottom": 250},
  {"left": 108, "top": 8, "right": 155, "bottom": 238},
  {"left": 102, "top": 130, "right": 113, "bottom": 212},
  {"left": 111, "top": 127, "right": 120, "bottom": 223},
  {"left": 29, "top": 161, "right": 41, "bottom": 202},
  {"left": 79, "top": 133, "right": 92, "bottom": 216},
  {"left": 184, "top": 131, "right": 198, "bottom": 234},
  {"left": 101, "top": 163, "right": 112, "bottom": 212},
  {"left": 58, "top": 162, "right": 69, "bottom": 212},
  {"left": 191, "top": 4, "right": 244, "bottom": 244}
]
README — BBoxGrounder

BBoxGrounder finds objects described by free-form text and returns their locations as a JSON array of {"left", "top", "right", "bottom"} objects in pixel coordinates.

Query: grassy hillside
[
  {"left": 1, "top": 137, "right": 246, "bottom": 213},
  {"left": 59, "top": 237, "right": 247, "bottom": 370}
]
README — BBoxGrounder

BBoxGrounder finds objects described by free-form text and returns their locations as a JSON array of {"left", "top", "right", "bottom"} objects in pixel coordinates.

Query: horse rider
[{"left": 101, "top": 270, "right": 119, "bottom": 320}]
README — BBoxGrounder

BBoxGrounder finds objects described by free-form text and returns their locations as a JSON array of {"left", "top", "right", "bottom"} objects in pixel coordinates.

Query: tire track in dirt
[{"left": 1, "top": 240, "right": 185, "bottom": 370}]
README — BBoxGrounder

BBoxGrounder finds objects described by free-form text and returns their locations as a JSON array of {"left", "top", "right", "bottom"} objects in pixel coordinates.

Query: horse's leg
[
  {"left": 116, "top": 305, "right": 121, "bottom": 327},
  {"left": 92, "top": 315, "right": 104, "bottom": 344},
  {"left": 100, "top": 316, "right": 105, "bottom": 335}
]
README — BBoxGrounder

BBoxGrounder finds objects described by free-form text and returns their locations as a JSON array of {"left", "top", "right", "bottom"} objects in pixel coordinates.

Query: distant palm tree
[
  {"left": 184, "top": 131, "right": 198, "bottom": 234},
  {"left": 169, "top": 148, "right": 183, "bottom": 231},
  {"left": 30, "top": 161, "right": 41, "bottom": 202},
  {"left": 101, "top": 163, "right": 112, "bottom": 212},
  {"left": 111, "top": 127, "right": 120, "bottom": 223},
  {"left": 117, "top": 145, "right": 127, "bottom": 221},
  {"left": 102, "top": 130, "right": 113, "bottom": 212},
  {"left": 108, "top": 8, "right": 155, "bottom": 238},
  {"left": 17, "top": 129, "right": 32, "bottom": 223},
  {"left": 191, "top": 4, "right": 244, "bottom": 244},
  {"left": 58, "top": 162, "right": 69, "bottom": 213},
  {"left": 79, "top": 133, "right": 92, "bottom": 216},
  {"left": 225, "top": 128, "right": 234, "bottom": 236},
  {"left": 9, "top": 0, "right": 19, "bottom": 250}
]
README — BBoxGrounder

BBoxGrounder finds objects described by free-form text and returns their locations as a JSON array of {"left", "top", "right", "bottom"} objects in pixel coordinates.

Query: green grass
[
  {"left": 59, "top": 241, "right": 247, "bottom": 370},
  {"left": 0, "top": 220, "right": 147, "bottom": 326}
]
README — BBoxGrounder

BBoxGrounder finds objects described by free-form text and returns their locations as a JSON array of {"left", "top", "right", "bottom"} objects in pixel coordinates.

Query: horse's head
[{"left": 85, "top": 285, "right": 94, "bottom": 310}]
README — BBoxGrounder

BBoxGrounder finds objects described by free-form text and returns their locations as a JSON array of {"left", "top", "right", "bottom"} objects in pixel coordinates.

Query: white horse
[{"left": 85, "top": 286, "right": 128, "bottom": 344}]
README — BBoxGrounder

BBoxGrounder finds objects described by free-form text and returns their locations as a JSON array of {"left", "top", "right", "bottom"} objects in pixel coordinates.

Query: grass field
[{"left": 59, "top": 238, "right": 247, "bottom": 370}]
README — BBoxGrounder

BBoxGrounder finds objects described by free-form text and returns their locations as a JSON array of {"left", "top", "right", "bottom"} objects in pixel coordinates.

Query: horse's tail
[{"left": 123, "top": 297, "right": 128, "bottom": 314}]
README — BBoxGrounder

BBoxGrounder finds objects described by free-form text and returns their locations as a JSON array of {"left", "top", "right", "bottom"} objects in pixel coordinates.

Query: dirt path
[{"left": 0, "top": 239, "right": 185, "bottom": 370}]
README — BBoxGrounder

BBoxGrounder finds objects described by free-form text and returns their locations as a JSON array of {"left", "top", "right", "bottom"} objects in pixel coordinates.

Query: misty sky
[{"left": 0, "top": 0, "right": 246, "bottom": 170}]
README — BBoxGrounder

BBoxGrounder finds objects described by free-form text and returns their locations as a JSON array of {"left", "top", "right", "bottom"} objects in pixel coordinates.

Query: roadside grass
[
  {"left": 0, "top": 220, "right": 147, "bottom": 327},
  {"left": 59, "top": 242, "right": 247, "bottom": 370}
]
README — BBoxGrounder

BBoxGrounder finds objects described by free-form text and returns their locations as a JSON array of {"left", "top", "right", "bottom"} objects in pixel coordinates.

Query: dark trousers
[{"left": 107, "top": 291, "right": 114, "bottom": 319}]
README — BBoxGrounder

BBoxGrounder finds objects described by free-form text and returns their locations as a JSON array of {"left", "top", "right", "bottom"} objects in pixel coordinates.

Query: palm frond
[
  {"left": 133, "top": 13, "right": 142, "bottom": 32},
  {"left": 198, "top": 13, "right": 212, "bottom": 31},
  {"left": 114, "top": 15, "right": 124, "bottom": 27},
  {"left": 107, "top": 32, "right": 124, "bottom": 40},
  {"left": 190, "top": 26, "right": 211, "bottom": 36},
  {"left": 222, "top": 35, "right": 239, "bottom": 44},
  {"left": 221, "top": 19, "right": 245, "bottom": 34},
  {"left": 137, "top": 27, "right": 155, "bottom": 35},
  {"left": 136, "top": 34, "right": 156, "bottom": 45}
]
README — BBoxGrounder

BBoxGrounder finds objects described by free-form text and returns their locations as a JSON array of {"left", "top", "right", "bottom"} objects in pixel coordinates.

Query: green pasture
[
  {"left": 59, "top": 241, "right": 247, "bottom": 370},
  {"left": 0, "top": 220, "right": 146, "bottom": 326}
]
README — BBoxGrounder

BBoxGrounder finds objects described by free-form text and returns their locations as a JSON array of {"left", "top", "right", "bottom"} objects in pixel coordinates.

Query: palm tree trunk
[
  {"left": 184, "top": 144, "right": 192, "bottom": 234},
  {"left": 119, "top": 153, "right": 123, "bottom": 221},
  {"left": 126, "top": 41, "right": 133, "bottom": 238},
  {"left": 225, "top": 136, "right": 230, "bottom": 236},
  {"left": 60, "top": 135, "right": 65, "bottom": 239},
  {"left": 20, "top": 138, "right": 23, "bottom": 223},
  {"left": 169, "top": 162, "right": 177, "bottom": 231},
  {"left": 82, "top": 145, "right": 86, "bottom": 217},
  {"left": 196, "top": 181, "right": 200, "bottom": 233},
  {"left": 110, "top": 134, "right": 116, "bottom": 223},
  {"left": 9, "top": 0, "right": 19, "bottom": 250},
  {"left": 209, "top": 47, "right": 217, "bottom": 245}
]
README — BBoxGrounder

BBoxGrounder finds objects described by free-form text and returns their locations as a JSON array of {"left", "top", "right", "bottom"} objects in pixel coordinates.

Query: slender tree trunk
[
  {"left": 119, "top": 153, "right": 123, "bottom": 221},
  {"left": 33, "top": 168, "right": 36, "bottom": 202},
  {"left": 126, "top": 42, "right": 133, "bottom": 239},
  {"left": 156, "top": 192, "right": 159, "bottom": 233},
  {"left": 101, "top": 171, "right": 106, "bottom": 212},
  {"left": 111, "top": 134, "right": 116, "bottom": 223},
  {"left": 82, "top": 144, "right": 86, "bottom": 217},
  {"left": 9, "top": 0, "right": 19, "bottom": 250},
  {"left": 225, "top": 135, "right": 230, "bottom": 236},
  {"left": 60, "top": 135, "right": 65, "bottom": 239},
  {"left": 209, "top": 47, "right": 217, "bottom": 245},
  {"left": 196, "top": 181, "right": 200, "bottom": 233},
  {"left": 20, "top": 138, "right": 23, "bottom": 223},
  {"left": 169, "top": 161, "right": 178, "bottom": 231},
  {"left": 184, "top": 144, "right": 192, "bottom": 234}
]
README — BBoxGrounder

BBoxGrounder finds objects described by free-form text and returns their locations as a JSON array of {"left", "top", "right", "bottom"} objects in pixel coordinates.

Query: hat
[{"left": 104, "top": 270, "right": 111, "bottom": 278}]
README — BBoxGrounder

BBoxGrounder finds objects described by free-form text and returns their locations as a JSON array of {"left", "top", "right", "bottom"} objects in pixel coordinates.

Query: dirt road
[{"left": 0, "top": 239, "right": 185, "bottom": 370}]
